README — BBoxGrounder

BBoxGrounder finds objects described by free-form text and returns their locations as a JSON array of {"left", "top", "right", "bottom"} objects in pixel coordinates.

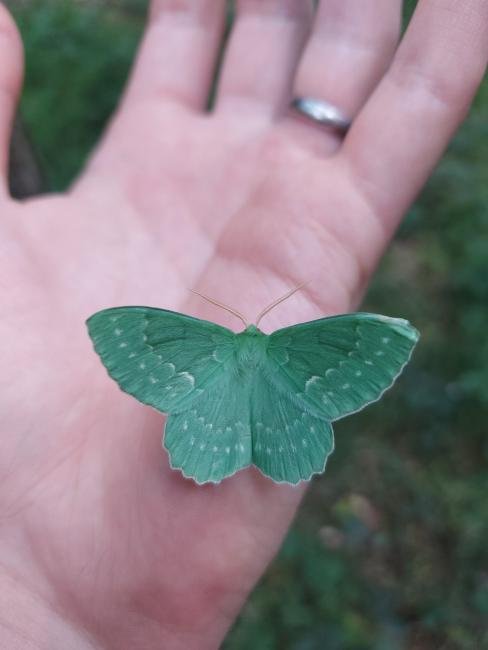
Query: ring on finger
[{"left": 290, "top": 97, "right": 352, "bottom": 135}]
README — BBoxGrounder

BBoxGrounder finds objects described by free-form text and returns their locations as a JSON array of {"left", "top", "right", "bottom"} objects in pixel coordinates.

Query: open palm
[{"left": 0, "top": 2, "right": 486, "bottom": 648}]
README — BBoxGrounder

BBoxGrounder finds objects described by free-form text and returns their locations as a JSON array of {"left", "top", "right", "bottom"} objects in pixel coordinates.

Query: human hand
[{"left": 0, "top": 1, "right": 486, "bottom": 648}]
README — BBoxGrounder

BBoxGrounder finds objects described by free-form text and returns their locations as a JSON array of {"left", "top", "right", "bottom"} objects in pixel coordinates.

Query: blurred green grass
[{"left": 12, "top": 2, "right": 488, "bottom": 649}]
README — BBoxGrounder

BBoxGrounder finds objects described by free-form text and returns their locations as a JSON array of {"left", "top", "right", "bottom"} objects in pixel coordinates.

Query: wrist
[
  {"left": 0, "top": 563, "right": 242, "bottom": 650},
  {"left": 0, "top": 568, "right": 91, "bottom": 650}
]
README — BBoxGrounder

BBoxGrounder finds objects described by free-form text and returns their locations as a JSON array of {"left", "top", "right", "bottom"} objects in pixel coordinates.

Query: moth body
[{"left": 234, "top": 325, "right": 268, "bottom": 371}]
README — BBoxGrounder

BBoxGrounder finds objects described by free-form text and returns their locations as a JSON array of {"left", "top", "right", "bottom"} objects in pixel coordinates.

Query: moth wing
[
  {"left": 268, "top": 313, "right": 419, "bottom": 421},
  {"left": 87, "top": 306, "right": 236, "bottom": 413},
  {"left": 164, "top": 370, "right": 253, "bottom": 484},
  {"left": 250, "top": 372, "right": 334, "bottom": 484}
]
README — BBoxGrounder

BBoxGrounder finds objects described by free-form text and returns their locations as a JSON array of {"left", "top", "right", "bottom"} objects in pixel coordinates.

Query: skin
[{"left": 0, "top": 0, "right": 486, "bottom": 648}]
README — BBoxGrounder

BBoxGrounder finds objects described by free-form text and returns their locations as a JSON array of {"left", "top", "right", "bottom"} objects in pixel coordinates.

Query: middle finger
[{"left": 215, "top": 1, "right": 313, "bottom": 118}]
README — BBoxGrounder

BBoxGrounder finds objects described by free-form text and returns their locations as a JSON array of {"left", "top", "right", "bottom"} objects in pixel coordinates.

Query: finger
[
  {"left": 279, "top": 0, "right": 402, "bottom": 154},
  {"left": 215, "top": 1, "right": 313, "bottom": 117},
  {"left": 122, "top": 0, "right": 226, "bottom": 111},
  {"left": 0, "top": 4, "right": 23, "bottom": 192},
  {"left": 342, "top": 0, "right": 488, "bottom": 230}
]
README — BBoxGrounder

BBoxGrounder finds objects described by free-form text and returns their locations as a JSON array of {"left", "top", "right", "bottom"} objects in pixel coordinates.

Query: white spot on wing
[
  {"left": 119, "top": 342, "right": 127, "bottom": 348},
  {"left": 365, "top": 360, "right": 373, "bottom": 366},
  {"left": 182, "top": 421, "right": 188, "bottom": 431},
  {"left": 128, "top": 352, "right": 136, "bottom": 358},
  {"left": 382, "top": 337, "right": 390, "bottom": 344},
  {"left": 114, "top": 328, "right": 122, "bottom": 336},
  {"left": 139, "top": 362, "right": 146, "bottom": 370},
  {"left": 305, "top": 375, "right": 321, "bottom": 390},
  {"left": 375, "top": 350, "right": 384, "bottom": 357},
  {"left": 266, "top": 447, "right": 271, "bottom": 455},
  {"left": 212, "top": 446, "right": 218, "bottom": 452},
  {"left": 342, "top": 383, "right": 350, "bottom": 389},
  {"left": 225, "top": 447, "right": 230, "bottom": 454},
  {"left": 355, "top": 370, "right": 362, "bottom": 377},
  {"left": 178, "top": 371, "right": 195, "bottom": 388}
]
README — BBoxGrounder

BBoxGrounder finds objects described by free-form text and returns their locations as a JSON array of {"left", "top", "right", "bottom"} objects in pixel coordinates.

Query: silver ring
[{"left": 290, "top": 97, "right": 351, "bottom": 134}]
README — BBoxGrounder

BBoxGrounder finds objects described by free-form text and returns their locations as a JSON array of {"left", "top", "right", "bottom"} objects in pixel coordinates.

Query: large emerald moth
[{"left": 87, "top": 292, "right": 419, "bottom": 484}]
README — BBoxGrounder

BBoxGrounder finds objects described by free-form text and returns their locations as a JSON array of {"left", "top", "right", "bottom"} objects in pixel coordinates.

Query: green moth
[{"left": 86, "top": 291, "right": 419, "bottom": 485}]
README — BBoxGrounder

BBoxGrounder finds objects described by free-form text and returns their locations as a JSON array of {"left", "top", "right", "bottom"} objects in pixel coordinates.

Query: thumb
[{"left": 0, "top": 4, "right": 23, "bottom": 197}]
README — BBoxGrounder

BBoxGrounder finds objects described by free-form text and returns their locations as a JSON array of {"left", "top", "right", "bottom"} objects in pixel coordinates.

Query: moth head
[{"left": 244, "top": 324, "right": 262, "bottom": 336}]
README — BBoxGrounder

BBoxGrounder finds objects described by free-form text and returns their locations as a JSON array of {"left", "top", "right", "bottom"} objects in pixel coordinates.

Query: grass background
[{"left": 10, "top": 2, "right": 488, "bottom": 648}]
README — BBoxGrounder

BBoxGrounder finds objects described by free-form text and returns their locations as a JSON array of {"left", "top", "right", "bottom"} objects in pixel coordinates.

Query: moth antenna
[
  {"left": 189, "top": 289, "right": 248, "bottom": 328},
  {"left": 255, "top": 283, "right": 308, "bottom": 328}
]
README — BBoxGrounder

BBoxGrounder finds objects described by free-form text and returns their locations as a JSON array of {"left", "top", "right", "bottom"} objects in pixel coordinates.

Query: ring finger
[{"left": 280, "top": 0, "right": 403, "bottom": 154}]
